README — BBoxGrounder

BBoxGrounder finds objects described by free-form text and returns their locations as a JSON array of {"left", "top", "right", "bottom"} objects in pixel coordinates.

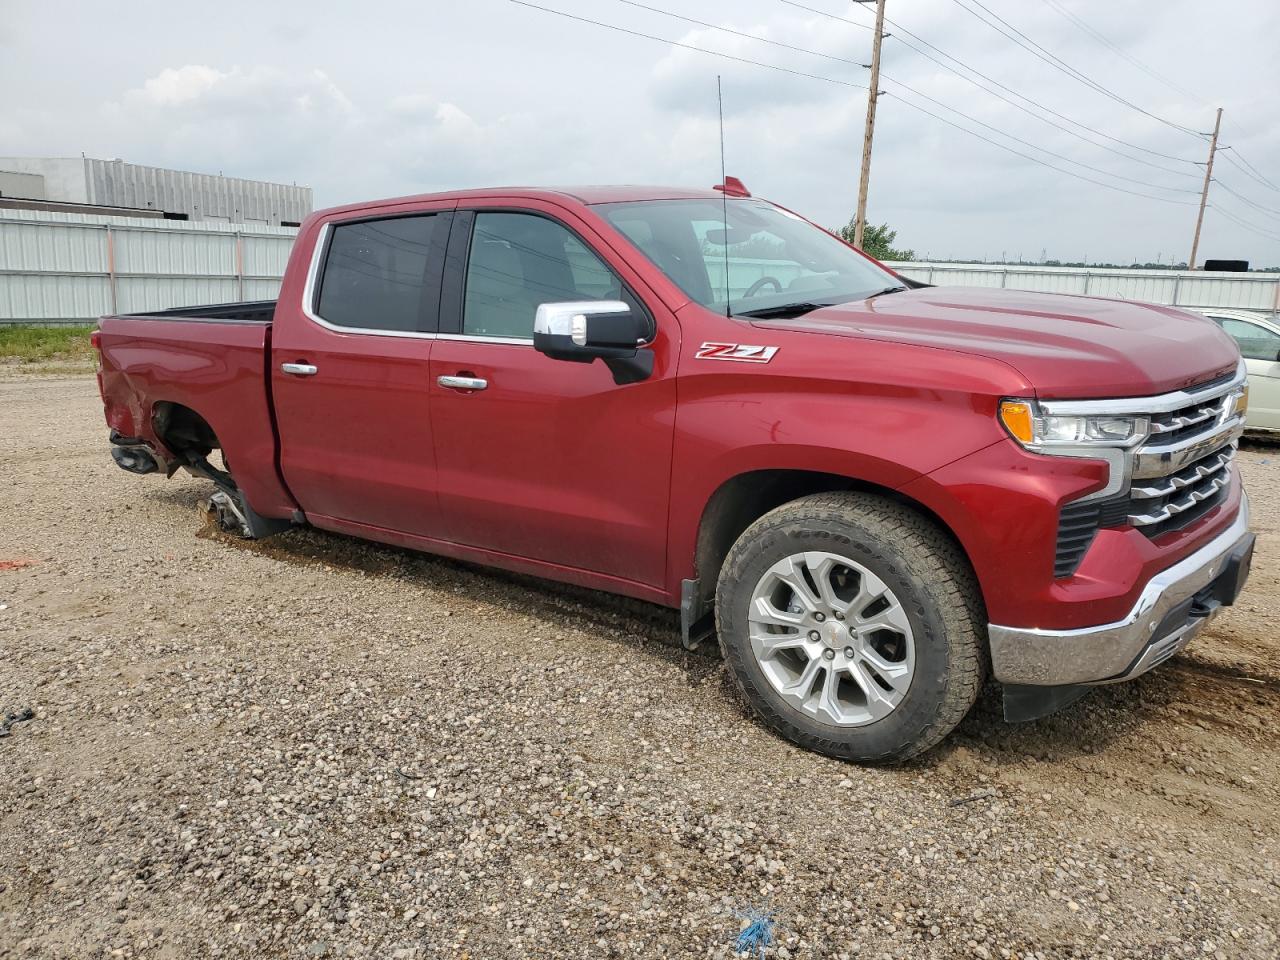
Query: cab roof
[{"left": 311, "top": 185, "right": 744, "bottom": 220}]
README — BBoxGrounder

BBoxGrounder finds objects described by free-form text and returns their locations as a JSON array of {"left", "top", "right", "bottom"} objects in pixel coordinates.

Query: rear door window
[{"left": 316, "top": 215, "right": 439, "bottom": 332}]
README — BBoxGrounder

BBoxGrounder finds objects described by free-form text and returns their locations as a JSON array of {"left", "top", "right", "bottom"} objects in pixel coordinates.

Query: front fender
[{"left": 662, "top": 326, "right": 1030, "bottom": 601}]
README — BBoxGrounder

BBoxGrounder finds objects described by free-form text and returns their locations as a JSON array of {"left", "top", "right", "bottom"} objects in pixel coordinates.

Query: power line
[
  {"left": 613, "top": 0, "right": 864, "bottom": 67},
  {"left": 509, "top": 1, "right": 1196, "bottom": 208},
  {"left": 1218, "top": 149, "right": 1280, "bottom": 194},
  {"left": 786, "top": 0, "right": 1203, "bottom": 173},
  {"left": 612, "top": 0, "right": 1198, "bottom": 195},
  {"left": 1210, "top": 204, "right": 1280, "bottom": 244},
  {"left": 888, "top": 96, "right": 1197, "bottom": 206},
  {"left": 880, "top": 76, "right": 1198, "bottom": 194},
  {"left": 507, "top": 0, "right": 866, "bottom": 91},
  {"left": 1213, "top": 178, "right": 1280, "bottom": 219},
  {"left": 1036, "top": 0, "right": 1204, "bottom": 105},
  {"left": 943, "top": 0, "right": 1205, "bottom": 138},
  {"left": 1228, "top": 149, "right": 1280, "bottom": 191}
]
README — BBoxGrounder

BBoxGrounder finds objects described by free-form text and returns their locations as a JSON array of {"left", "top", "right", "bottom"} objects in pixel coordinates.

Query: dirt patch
[{"left": 0, "top": 376, "right": 1277, "bottom": 960}]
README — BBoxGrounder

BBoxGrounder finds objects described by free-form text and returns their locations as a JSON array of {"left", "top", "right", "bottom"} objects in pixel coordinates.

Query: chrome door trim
[
  {"left": 280, "top": 362, "right": 318, "bottom": 376},
  {"left": 437, "top": 375, "right": 489, "bottom": 390}
]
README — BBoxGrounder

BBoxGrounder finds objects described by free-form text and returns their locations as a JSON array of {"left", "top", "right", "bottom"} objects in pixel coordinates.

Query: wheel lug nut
[
  {"left": 844, "top": 646, "right": 855, "bottom": 659},
  {"left": 823, "top": 649, "right": 835, "bottom": 660},
  {"left": 814, "top": 612, "right": 826, "bottom": 622},
  {"left": 833, "top": 611, "right": 845, "bottom": 621},
  {"left": 808, "top": 630, "right": 821, "bottom": 642}
]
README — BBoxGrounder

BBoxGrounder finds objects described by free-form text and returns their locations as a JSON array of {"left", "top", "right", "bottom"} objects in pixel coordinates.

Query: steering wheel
[{"left": 743, "top": 276, "right": 783, "bottom": 298}]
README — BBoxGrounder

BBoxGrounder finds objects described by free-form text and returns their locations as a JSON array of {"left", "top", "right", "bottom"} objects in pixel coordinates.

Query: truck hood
[{"left": 759, "top": 286, "right": 1240, "bottom": 399}]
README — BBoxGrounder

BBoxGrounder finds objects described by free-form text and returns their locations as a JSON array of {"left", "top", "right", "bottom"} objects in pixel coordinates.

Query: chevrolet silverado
[{"left": 94, "top": 181, "right": 1256, "bottom": 762}]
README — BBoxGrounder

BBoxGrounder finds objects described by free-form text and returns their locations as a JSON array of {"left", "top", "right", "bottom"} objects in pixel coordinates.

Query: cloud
[
  {"left": 0, "top": 0, "right": 1275, "bottom": 264},
  {"left": 138, "top": 65, "right": 229, "bottom": 105}
]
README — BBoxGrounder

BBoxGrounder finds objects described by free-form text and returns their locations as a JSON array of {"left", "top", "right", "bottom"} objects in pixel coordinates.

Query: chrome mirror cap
[{"left": 534, "top": 301, "right": 631, "bottom": 346}]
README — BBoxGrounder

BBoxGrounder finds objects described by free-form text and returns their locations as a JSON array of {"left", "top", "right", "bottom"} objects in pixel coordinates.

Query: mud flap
[
  {"left": 680, "top": 578, "right": 715, "bottom": 651},
  {"left": 1002, "top": 683, "right": 1092, "bottom": 723}
]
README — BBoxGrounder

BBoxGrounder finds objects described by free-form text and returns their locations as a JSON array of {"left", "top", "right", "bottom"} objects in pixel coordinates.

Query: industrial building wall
[
  {"left": 0, "top": 209, "right": 296, "bottom": 325},
  {"left": 0, "top": 170, "right": 47, "bottom": 200},
  {"left": 83, "top": 158, "right": 312, "bottom": 226}
]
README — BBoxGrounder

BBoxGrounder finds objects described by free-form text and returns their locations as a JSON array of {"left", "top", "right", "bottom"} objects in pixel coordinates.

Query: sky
[{"left": 2, "top": 0, "right": 1277, "bottom": 266}]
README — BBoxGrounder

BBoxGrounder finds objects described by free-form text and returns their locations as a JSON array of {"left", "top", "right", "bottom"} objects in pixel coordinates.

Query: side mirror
[{"left": 533, "top": 301, "right": 654, "bottom": 384}]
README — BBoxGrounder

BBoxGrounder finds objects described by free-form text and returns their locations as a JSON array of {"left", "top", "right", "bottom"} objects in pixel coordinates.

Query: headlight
[{"left": 999, "top": 399, "right": 1149, "bottom": 451}]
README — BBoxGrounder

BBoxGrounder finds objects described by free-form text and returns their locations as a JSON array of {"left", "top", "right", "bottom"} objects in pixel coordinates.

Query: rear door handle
[
  {"left": 437, "top": 375, "right": 488, "bottom": 391},
  {"left": 281, "top": 362, "right": 318, "bottom": 376}
]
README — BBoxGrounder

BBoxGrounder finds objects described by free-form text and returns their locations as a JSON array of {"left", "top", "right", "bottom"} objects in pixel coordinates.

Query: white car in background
[{"left": 1201, "top": 309, "right": 1280, "bottom": 435}]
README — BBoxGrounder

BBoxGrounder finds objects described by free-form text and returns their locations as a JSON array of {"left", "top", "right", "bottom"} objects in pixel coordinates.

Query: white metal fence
[
  {"left": 4, "top": 214, "right": 1280, "bottom": 326},
  {"left": 885, "top": 261, "right": 1280, "bottom": 315},
  {"left": 0, "top": 209, "right": 297, "bottom": 325}
]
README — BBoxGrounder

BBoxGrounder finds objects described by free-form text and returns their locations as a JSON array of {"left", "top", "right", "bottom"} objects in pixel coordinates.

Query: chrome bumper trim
[{"left": 989, "top": 493, "right": 1251, "bottom": 686}]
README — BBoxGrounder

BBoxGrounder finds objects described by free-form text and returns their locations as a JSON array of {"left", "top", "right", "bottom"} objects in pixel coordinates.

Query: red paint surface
[{"left": 94, "top": 185, "right": 1246, "bottom": 632}]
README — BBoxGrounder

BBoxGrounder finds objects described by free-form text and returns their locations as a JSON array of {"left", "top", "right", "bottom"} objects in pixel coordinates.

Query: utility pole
[
  {"left": 853, "top": 0, "right": 887, "bottom": 249},
  {"left": 1188, "top": 107, "right": 1223, "bottom": 271}
]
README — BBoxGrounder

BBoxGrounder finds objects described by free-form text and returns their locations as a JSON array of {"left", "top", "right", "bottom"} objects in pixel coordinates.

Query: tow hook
[{"left": 206, "top": 490, "right": 253, "bottom": 537}]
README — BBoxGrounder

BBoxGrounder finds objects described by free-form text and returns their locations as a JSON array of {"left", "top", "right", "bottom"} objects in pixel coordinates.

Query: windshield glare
[{"left": 596, "top": 198, "right": 900, "bottom": 316}]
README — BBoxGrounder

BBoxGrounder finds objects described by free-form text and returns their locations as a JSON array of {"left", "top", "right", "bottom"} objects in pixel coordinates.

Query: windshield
[{"left": 596, "top": 198, "right": 901, "bottom": 317}]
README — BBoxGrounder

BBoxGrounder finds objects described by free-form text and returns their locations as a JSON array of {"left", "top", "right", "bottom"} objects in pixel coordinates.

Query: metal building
[{"left": 0, "top": 156, "right": 311, "bottom": 227}]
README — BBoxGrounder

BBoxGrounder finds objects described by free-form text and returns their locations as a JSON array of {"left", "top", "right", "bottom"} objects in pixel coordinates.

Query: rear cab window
[{"left": 315, "top": 215, "right": 440, "bottom": 332}]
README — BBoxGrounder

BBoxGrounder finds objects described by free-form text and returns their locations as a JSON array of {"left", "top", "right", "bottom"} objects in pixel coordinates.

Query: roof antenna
[{"left": 717, "top": 75, "right": 731, "bottom": 318}]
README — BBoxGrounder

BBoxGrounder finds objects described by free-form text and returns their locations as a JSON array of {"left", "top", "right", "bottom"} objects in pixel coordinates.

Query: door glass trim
[{"left": 301, "top": 214, "right": 449, "bottom": 340}]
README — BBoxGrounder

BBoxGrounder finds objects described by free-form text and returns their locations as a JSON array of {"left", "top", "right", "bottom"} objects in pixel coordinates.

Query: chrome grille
[
  {"left": 1044, "top": 364, "right": 1246, "bottom": 577},
  {"left": 1125, "top": 372, "right": 1244, "bottom": 538},
  {"left": 1129, "top": 446, "right": 1234, "bottom": 531}
]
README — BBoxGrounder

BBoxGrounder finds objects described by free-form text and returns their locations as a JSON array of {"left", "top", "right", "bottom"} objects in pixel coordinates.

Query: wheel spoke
[
  {"left": 778, "top": 655, "right": 823, "bottom": 710},
  {"left": 749, "top": 630, "right": 808, "bottom": 659},
  {"left": 802, "top": 552, "right": 848, "bottom": 613},
  {"left": 771, "top": 557, "right": 822, "bottom": 614},
  {"left": 751, "top": 594, "right": 805, "bottom": 629},
  {"left": 846, "top": 661, "right": 898, "bottom": 721},
  {"left": 856, "top": 596, "right": 911, "bottom": 637},
  {"left": 816, "top": 662, "right": 844, "bottom": 724},
  {"left": 857, "top": 647, "right": 913, "bottom": 697}
]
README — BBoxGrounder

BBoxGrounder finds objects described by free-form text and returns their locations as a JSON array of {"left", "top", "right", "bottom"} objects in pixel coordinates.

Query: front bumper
[{"left": 989, "top": 493, "right": 1255, "bottom": 687}]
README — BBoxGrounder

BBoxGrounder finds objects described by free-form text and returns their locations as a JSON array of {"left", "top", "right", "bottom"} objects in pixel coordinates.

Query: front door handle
[
  {"left": 437, "top": 375, "right": 488, "bottom": 391},
  {"left": 281, "top": 362, "right": 318, "bottom": 376}
]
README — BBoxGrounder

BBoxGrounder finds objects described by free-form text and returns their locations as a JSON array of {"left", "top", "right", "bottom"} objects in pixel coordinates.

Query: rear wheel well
[
  {"left": 152, "top": 402, "right": 219, "bottom": 462},
  {"left": 691, "top": 471, "right": 975, "bottom": 615}
]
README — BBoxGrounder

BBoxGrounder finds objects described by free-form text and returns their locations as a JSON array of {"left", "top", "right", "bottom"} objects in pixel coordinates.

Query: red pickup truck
[{"left": 94, "top": 182, "right": 1255, "bottom": 762}]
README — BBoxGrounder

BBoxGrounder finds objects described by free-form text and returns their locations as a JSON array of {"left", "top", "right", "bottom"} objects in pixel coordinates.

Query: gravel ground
[{"left": 1, "top": 374, "right": 1277, "bottom": 960}]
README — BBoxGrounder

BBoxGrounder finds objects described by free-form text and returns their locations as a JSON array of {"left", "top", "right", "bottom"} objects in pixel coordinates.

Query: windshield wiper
[
  {"left": 734, "top": 301, "right": 829, "bottom": 320},
  {"left": 864, "top": 285, "right": 908, "bottom": 301}
]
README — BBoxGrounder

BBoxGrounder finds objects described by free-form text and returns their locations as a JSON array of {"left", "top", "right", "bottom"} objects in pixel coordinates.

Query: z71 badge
[{"left": 695, "top": 342, "right": 779, "bottom": 363}]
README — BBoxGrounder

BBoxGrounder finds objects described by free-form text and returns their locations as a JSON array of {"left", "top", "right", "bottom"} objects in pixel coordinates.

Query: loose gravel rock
[{"left": 1, "top": 375, "right": 1277, "bottom": 959}]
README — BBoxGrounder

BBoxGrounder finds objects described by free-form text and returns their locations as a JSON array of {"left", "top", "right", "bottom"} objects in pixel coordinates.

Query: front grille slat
[{"left": 1129, "top": 449, "right": 1233, "bottom": 500}]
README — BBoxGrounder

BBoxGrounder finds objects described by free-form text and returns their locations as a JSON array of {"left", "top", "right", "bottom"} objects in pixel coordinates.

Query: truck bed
[
  {"left": 122, "top": 300, "right": 277, "bottom": 324},
  {"left": 96, "top": 306, "right": 296, "bottom": 520}
]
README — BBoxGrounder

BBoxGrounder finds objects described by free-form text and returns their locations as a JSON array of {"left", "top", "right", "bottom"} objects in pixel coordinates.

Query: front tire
[{"left": 716, "top": 492, "right": 985, "bottom": 764}]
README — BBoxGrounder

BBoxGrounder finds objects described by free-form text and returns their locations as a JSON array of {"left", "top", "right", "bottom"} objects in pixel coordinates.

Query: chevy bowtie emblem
[{"left": 695, "top": 342, "right": 779, "bottom": 363}]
